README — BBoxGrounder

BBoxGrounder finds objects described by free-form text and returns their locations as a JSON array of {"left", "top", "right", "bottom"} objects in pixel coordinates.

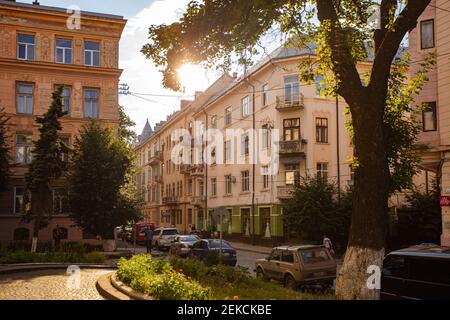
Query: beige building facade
[
  {"left": 409, "top": 0, "right": 450, "bottom": 246},
  {"left": 0, "top": 0, "right": 126, "bottom": 243},
  {"left": 136, "top": 46, "right": 372, "bottom": 244}
]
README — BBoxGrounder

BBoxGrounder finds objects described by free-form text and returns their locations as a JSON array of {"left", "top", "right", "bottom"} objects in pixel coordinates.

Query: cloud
[{"left": 119, "top": 0, "right": 218, "bottom": 134}]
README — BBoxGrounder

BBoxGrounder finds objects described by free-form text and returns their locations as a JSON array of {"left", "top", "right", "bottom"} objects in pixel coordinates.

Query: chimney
[
  {"left": 232, "top": 72, "right": 238, "bottom": 79},
  {"left": 32, "top": 1, "right": 40, "bottom": 5}
]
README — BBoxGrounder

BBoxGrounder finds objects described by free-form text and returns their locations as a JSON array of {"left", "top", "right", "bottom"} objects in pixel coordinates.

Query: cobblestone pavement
[{"left": 0, "top": 268, "right": 111, "bottom": 300}]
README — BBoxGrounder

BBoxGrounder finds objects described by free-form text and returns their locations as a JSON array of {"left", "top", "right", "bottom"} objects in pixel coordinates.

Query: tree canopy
[{"left": 67, "top": 122, "right": 141, "bottom": 239}]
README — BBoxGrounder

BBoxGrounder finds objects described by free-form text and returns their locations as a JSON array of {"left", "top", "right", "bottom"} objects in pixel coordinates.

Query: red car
[{"left": 133, "top": 223, "right": 157, "bottom": 244}]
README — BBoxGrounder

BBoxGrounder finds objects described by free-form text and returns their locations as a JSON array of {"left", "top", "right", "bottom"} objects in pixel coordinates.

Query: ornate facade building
[{"left": 0, "top": 0, "right": 126, "bottom": 243}]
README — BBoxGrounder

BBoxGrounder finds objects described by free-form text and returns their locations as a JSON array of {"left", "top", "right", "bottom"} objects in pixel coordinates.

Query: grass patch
[{"left": 169, "top": 256, "right": 333, "bottom": 300}]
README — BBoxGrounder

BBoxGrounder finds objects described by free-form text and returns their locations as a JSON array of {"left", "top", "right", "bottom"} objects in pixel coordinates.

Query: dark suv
[{"left": 381, "top": 245, "right": 450, "bottom": 300}]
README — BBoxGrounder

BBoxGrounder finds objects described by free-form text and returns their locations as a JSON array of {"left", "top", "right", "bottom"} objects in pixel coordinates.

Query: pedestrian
[
  {"left": 187, "top": 225, "right": 192, "bottom": 234},
  {"left": 144, "top": 227, "right": 154, "bottom": 254},
  {"left": 323, "top": 235, "right": 335, "bottom": 255}
]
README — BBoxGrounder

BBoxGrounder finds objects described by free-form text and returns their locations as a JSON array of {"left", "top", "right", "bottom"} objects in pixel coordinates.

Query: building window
[
  {"left": 188, "top": 208, "right": 193, "bottom": 224},
  {"left": 84, "top": 41, "right": 100, "bottom": 66},
  {"left": 241, "top": 133, "right": 249, "bottom": 156},
  {"left": 211, "top": 178, "right": 217, "bottom": 196},
  {"left": 14, "top": 187, "right": 25, "bottom": 214},
  {"left": 53, "top": 188, "right": 69, "bottom": 214},
  {"left": 317, "top": 162, "right": 328, "bottom": 181},
  {"left": 60, "top": 136, "right": 70, "bottom": 162},
  {"left": 188, "top": 178, "right": 193, "bottom": 195},
  {"left": 224, "top": 140, "right": 232, "bottom": 162},
  {"left": 422, "top": 102, "right": 437, "bottom": 132},
  {"left": 225, "top": 106, "right": 232, "bottom": 126},
  {"left": 242, "top": 96, "right": 250, "bottom": 117},
  {"left": 241, "top": 171, "right": 250, "bottom": 192},
  {"left": 284, "top": 75, "right": 300, "bottom": 104},
  {"left": 421, "top": 19, "right": 435, "bottom": 50},
  {"left": 176, "top": 210, "right": 182, "bottom": 225},
  {"left": 16, "top": 134, "right": 32, "bottom": 165},
  {"left": 261, "top": 125, "right": 270, "bottom": 150},
  {"left": 83, "top": 88, "right": 99, "bottom": 118},
  {"left": 316, "top": 118, "right": 328, "bottom": 143},
  {"left": 198, "top": 180, "right": 204, "bottom": 197},
  {"left": 262, "top": 166, "right": 270, "bottom": 189},
  {"left": 283, "top": 118, "right": 300, "bottom": 141},
  {"left": 262, "top": 84, "right": 269, "bottom": 107},
  {"left": 17, "top": 34, "right": 35, "bottom": 61},
  {"left": 225, "top": 175, "right": 232, "bottom": 195},
  {"left": 285, "top": 164, "right": 299, "bottom": 186},
  {"left": 55, "top": 39, "right": 72, "bottom": 64},
  {"left": 55, "top": 85, "right": 71, "bottom": 114},
  {"left": 16, "top": 83, "right": 33, "bottom": 114},
  {"left": 315, "top": 75, "right": 326, "bottom": 96},
  {"left": 53, "top": 227, "right": 68, "bottom": 240}
]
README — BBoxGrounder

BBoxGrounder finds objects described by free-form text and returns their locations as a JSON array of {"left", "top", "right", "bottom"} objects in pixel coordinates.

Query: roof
[{"left": 0, "top": 0, "right": 125, "bottom": 21}]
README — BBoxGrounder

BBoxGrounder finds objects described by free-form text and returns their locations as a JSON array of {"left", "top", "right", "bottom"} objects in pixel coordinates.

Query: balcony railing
[
  {"left": 149, "top": 151, "right": 163, "bottom": 164},
  {"left": 191, "top": 196, "right": 206, "bottom": 207},
  {"left": 162, "top": 196, "right": 179, "bottom": 205},
  {"left": 276, "top": 93, "right": 305, "bottom": 111},
  {"left": 180, "top": 164, "right": 192, "bottom": 175},
  {"left": 277, "top": 186, "right": 294, "bottom": 199},
  {"left": 279, "top": 139, "right": 307, "bottom": 155}
]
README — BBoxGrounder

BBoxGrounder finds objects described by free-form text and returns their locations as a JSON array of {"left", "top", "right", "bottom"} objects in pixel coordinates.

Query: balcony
[
  {"left": 149, "top": 151, "right": 163, "bottom": 165},
  {"left": 191, "top": 196, "right": 206, "bottom": 207},
  {"left": 279, "top": 139, "right": 307, "bottom": 156},
  {"left": 153, "top": 175, "right": 162, "bottom": 184},
  {"left": 276, "top": 93, "right": 305, "bottom": 112},
  {"left": 190, "top": 164, "right": 204, "bottom": 176},
  {"left": 277, "top": 186, "right": 294, "bottom": 199},
  {"left": 180, "top": 164, "right": 192, "bottom": 175},
  {"left": 162, "top": 196, "right": 179, "bottom": 205}
]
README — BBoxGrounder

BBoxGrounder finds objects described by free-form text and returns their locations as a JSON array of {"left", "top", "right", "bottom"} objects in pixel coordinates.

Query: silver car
[
  {"left": 169, "top": 235, "right": 201, "bottom": 257},
  {"left": 152, "top": 228, "right": 179, "bottom": 250}
]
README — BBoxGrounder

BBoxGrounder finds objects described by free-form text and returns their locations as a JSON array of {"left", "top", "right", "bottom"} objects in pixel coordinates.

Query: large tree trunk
[{"left": 336, "top": 96, "right": 389, "bottom": 300}]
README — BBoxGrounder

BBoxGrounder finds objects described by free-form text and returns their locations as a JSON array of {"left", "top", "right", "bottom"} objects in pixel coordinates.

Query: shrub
[{"left": 116, "top": 255, "right": 210, "bottom": 300}]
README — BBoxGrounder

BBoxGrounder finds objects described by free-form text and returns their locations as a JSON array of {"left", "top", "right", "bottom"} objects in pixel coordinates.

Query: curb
[
  {"left": 0, "top": 263, "right": 116, "bottom": 275},
  {"left": 96, "top": 271, "right": 154, "bottom": 300}
]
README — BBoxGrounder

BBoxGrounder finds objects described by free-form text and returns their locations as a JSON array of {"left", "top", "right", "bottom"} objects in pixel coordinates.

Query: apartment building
[
  {"left": 136, "top": 45, "right": 373, "bottom": 244},
  {"left": 409, "top": 0, "right": 450, "bottom": 246},
  {"left": 0, "top": 0, "right": 126, "bottom": 243}
]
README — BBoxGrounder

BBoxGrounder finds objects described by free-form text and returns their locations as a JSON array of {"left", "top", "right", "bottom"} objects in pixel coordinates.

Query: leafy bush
[
  {"left": 0, "top": 251, "right": 106, "bottom": 264},
  {"left": 116, "top": 255, "right": 210, "bottom": 300}
]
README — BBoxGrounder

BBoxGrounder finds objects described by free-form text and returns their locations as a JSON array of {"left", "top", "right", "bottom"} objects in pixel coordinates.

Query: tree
[
  {"left": 67, "top": 121, "right": 141, "bottom": 242},
  {"left": 24, "top": 86, "right": 67, "bottom": 245},
  {"left": 395, "top": 183, "right": 442, "bottom": 247},
  {"left": 0, "top": 108, "right": 10, "bottom": 192},
  {"left": 142, "top": 0, "right": 432, "bottom": 299},
  {"left": 118, "top": 105, "right": 137, "bottom": 146},
  {"left": 282, "top": 176, "right": 352, "bottom": 252}
]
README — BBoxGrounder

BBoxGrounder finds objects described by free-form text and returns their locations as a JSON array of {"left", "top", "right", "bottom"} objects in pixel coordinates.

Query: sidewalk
[{"left": 228, "top": 241, "right": 272, "bottom": 255}]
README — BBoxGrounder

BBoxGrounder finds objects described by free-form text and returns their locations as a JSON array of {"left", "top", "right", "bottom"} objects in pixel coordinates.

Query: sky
[{"left": 22, "top": 0, "right": 221, "bottom": 133}]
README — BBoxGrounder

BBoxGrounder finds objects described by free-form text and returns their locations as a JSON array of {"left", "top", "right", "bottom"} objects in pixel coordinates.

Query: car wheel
[
  {"left": 256, "top": 267, "right": 269, "bottom": 281},
  {"left": 284, "top": 274, "right": 297, "bottom": 290}
]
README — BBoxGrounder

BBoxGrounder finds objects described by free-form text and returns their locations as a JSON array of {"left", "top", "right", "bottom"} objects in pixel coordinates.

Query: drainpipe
[
  {"left": 246, "top": 77, "right": 256, "bottom": 246},
  {"left": 203, "top": 110, "right": 209, "bottom": 232},
  {"left": 336, "top": 96, "right": 341, "bottom": 202}
]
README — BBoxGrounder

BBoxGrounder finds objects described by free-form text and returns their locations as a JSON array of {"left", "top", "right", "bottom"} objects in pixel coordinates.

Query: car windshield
[
  {"left": 162, "top": 229, "right": 178, "bottom": 236},
  {"left": 180, "top": 236, "right": 199, "bottom": 241},
  {"left": 300, "top": 249, "right": 330, "bottom": 264},
  {"left": 209, "top": 240, "right": 232, "bottom": 248}
]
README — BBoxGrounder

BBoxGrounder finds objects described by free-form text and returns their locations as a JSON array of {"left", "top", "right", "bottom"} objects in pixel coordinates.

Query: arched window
[{"left": 13, "top": 228, "right": 30, "bottom": 241}]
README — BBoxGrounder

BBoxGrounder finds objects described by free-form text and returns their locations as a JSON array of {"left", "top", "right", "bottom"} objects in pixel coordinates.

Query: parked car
[
  {"left": 188, "top": 239, "right": 237, "bottom": 266},
  {"left": 152, "top": 227, "right": 179, "bottom": 250},
  {"left": 255, "top": 245, "right": 336, "bottom": 290},
  {"left": 169, "top": 235, "right": 201, "bottom": 257},
  {"left": 133, "top": 223, "right": 157, "bottom": 245},
  {"left": 381, "top": 245, "right": 450, "bottom": 300}
]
